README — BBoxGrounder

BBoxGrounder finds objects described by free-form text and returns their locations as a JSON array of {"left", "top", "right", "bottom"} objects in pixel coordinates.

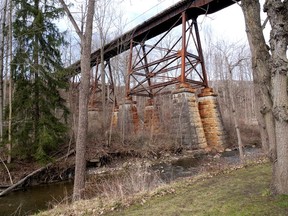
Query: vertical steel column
[
  {"left": 107, "top": 60, "right": 117, "bottom": 107},
  {"left": 141, "top": 45, "right": 153, "bottom": 98},
  {"left": 180, "top": 11, "right": 187, "bottom": 84},
  {"left": 193, "top": 18, "right": 208, "bottom": 87},
  {"left": 126, "top": 40, "right": 133, "bottom": 98}
]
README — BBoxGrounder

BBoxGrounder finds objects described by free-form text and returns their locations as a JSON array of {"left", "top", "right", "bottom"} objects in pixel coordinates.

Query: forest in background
[
  {"left": 0, "top": 0, "right": 287, "bottom": 205},
  {"left": 0, "top": 0, "right": 258, "bottom": 164}
]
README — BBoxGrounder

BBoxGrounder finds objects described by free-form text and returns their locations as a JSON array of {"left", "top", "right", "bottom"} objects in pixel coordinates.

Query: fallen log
[{"left": 0, "top": 149, "right": 75, "bottom": 197}]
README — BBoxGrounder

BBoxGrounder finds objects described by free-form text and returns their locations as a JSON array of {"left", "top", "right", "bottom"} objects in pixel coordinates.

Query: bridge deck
[{"left": 70, "top": 0, "right": 239, "bottom": 72}]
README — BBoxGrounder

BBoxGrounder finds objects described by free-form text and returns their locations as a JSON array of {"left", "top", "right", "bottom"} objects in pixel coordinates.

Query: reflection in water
[{"left": 0, "top": 181, "right": 73, "bottom": 216}]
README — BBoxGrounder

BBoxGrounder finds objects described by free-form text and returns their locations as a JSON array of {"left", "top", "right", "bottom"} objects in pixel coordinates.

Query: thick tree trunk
[
  {"left": 72, "top": 0, "right": 95, "bottom": 201},
  {"left": 264, "top": 0, "right": 288, "bottom": 194},
  {"left": 241, "top": 0, "right": 276, "bottom": 160}
]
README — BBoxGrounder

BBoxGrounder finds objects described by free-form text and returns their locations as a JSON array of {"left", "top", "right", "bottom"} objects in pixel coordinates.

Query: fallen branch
[{"left": 0, "top": 149, "right": 75, "bottom": 197}]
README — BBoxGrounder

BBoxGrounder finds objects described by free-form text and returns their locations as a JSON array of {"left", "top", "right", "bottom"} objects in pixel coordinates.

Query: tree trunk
[
  {"left": 0, "top": 0, "right": 8, "bottom": 144},
  {"left": 264, "top": 0, "right": 288, "bottom": 194},
  {"left": 227, "top": 71, "right": 244, "bottom": 161},
  {"left": 100, "top": 43, "right": 106, "bottom": 129},
  {"left": 241, "top": 0, "right": 276, "bottom": 160},
  {"left": 7, "top": 0, "right": 13, "bottom": 164},
  {"left": 72, "top": 0, "right": 95, "bottom": 201}
]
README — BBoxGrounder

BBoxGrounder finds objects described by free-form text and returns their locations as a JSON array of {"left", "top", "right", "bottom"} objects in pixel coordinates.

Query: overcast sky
[
  {"left": 59, "top": 0, "right": 271, "bottom": 60},
  {"left": 120, "top": 0, "right": 247, "bottom": 43},
  {"left": 60, "top": 0, "right": 270, "bottom": 44}
]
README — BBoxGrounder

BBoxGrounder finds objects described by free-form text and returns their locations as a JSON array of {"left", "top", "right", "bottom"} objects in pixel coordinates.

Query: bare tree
[
  {"left": 0, "top": 0, "right": 13, "bottom": 163},
  {"left": 0, "top": 0, "right": 8, "bottom": 145},
  {"left": 94, "top": 0, "right": 118, "bottom": 129},
  {"left": 241, "top": 0, "right": 275, "bottom": 160},
  {"left": 214, "top": 41, "right": 248, "bottom": 160},
  {"left": 59, "top": 0, "right": 96, "bottom": 201},
  {"left": 241, "top": 0, "right": 288, "bottom": 194},
  {"left": 7, "top": 0, "right": 12, "bottom": 164},
  {"left": 264, "top": 0, "right": 288, "bottom": 194}
]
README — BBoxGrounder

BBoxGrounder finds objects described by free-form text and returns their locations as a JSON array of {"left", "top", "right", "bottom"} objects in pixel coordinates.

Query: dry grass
[
  {"left": 84, "top": 165, "right": 163, "bottom": 200},
  {"left": 35, "top": 158, "right": 284, "bottom": 216}
]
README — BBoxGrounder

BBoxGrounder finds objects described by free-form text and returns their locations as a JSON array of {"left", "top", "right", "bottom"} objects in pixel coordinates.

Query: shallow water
[
  {"left": 0, "top": 181, "right": 73, "bottom": 216},
  {"left": 151, "top": 156, "right": 202, "bottom": 182}
]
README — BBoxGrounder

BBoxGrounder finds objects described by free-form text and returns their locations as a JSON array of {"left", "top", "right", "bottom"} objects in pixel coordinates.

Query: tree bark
[
  {"left": 7, "top": 0, "right": 13, "bottom": 164},
  {"left": 59, "top": 0, "right": 96, "bottom": 201},
  {"left": 0, "top": 0, "right": 8, "bottom": 144},
  {"left": 264, "top": 0, "right": 288, "bottom": 194},
  {"left": 241, "top": 0, "right": 276, "bottom": 160},
  {"left": 72, "top": 0, "right": 95, "bottom": 201}
]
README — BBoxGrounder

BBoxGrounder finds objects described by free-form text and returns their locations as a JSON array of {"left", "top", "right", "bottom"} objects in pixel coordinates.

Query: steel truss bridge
[{"left": 69, "top": 0, "right": 239, "bottom": 107}]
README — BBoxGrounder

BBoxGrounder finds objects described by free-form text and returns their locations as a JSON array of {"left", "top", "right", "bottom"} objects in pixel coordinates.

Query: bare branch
[
  {"left": 261, "top": 17, "right": 269, "bottom": 30},
  {"left": 58, "top": 0, "right": 84, "bottom": 40},
  {"left": 232, "top": 0, "right": 241, "bottom": 7}
]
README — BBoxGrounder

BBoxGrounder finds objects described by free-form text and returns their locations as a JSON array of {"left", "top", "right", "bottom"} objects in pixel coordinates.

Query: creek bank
[
  {"left": 0, "top": 145, "right": 262, "bottom": 195},
  {"left": 36, "top": 147, "right": 267, "bottom": 216},
  {"left": 0, "top": 146, "right": 264, "bottom": 216}
]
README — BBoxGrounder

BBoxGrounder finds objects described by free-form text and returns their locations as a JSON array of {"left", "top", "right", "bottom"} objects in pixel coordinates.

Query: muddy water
[{"left": 0, "top": 181, "right": 73, "bottom": 216}]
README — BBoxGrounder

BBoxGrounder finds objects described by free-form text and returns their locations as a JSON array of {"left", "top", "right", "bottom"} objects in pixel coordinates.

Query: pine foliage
[{"left": 9, "top": 0, "right": 69, "bottom": 162}]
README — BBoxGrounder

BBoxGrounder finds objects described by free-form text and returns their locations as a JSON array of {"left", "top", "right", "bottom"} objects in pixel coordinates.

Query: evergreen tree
[{"left": 10, "top": 0, "right": 69, "bottom": 162}]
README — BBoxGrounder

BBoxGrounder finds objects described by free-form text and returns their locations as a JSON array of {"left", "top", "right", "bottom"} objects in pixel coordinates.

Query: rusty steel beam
[
  {"left": 181, "top": 11, "right": 187, "bottom": 84},
  {"left": 127, "top": 12, "right": 209, "bottom": 98},
  {"left": 68, "top": 0, "right": 240, "bottom": 74}
]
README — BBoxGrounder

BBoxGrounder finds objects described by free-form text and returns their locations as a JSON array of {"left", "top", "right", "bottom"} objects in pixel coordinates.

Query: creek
[
  {"left": 0, "top": 147, "right": 260, "bottom": 215},
  {"left": 0, "top": 181, "right": 73, "bottom": 216}
]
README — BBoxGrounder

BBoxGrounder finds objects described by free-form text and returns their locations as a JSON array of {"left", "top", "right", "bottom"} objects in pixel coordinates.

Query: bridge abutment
[
  {"left": 171, "top": 83, "right": 207, "bottom": 149},
  {"left": 198, "top": 88, "right": 226, "bottom": 152}
]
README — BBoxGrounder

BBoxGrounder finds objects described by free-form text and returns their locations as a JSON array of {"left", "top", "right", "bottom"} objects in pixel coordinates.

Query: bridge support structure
[
  {"left": 88, "top": 59, "right": 117, "bottom": 111},
  {"left": 125, "top": 12, "right": 208, "bottom": 99},
  {"left": 120, "top": 12, "right": 214, "bottom": 149},
  {"left": 171, "top": 83, "right": 207, "bottom": 149},
  {"left": 118, "top": 97, "right": 140, "bottom": 137},
  {"left": 143, "top": 99, "right": 161, "bottom": 134},
  {"left": 84, "top": 3, "right": 230, "bottom": 152},
  {"left": 198, "top": 88, "right": 226, "bottom": 151}
]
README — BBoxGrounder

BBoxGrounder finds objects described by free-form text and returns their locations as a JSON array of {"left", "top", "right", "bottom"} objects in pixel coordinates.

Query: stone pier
[
  {"left": 198, "top": 88, "right": 226, "bottom": 151},
  {"left": 118, "top": 97, "right": 140, "bottom": 135},
  {"left": 144, "top": 99, "right": 161, "bottom": 134},
  {"left": 171, "top": 83, "right": 207, "bottom": 149}
]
